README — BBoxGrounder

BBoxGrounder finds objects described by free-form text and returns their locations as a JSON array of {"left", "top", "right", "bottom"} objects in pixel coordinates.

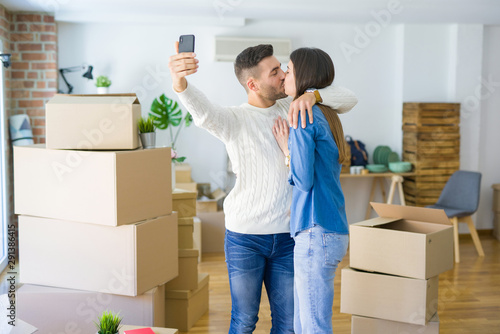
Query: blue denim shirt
[{"left": 288, "top": 105, "right": 349, "bottom": 236}]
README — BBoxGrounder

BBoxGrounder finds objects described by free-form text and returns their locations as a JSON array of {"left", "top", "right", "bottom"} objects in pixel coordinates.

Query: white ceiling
[{"left": 1, "top": 0, "right": 500, "bottom": 25}]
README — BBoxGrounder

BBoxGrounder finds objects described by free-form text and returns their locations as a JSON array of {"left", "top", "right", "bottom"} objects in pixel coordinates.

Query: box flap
[
  {"left": 47, "top": 93, "right": 139, "bottom": 105},
  {"left": 165, "top": 273, "right": 209, "bottom": 299},
  {"left": 352, "top": 216, "right": 399, "bottom": 227},
  {"left": 178, "top": 249, "right": 199, "bottom": 258},
  {"left": 177, "top": 217, "right": 194, "bottom": 226},
  {"left": 172, "top": 189, "right": 197, "bottom": 200},
  {"left": 371, "top": 203, "right": 451, "bottom": 225}
]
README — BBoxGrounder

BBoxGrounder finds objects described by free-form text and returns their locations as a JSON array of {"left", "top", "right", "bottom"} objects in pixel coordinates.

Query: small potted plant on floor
[
  {"left": 96, "top": 75, "right": 112, "bottom": 94},
  {"left": 138, "top": 115, "right": 156, "bottom": 149},
  {"left": 94, "top": 310, "right": 122, "bottom": 334}
]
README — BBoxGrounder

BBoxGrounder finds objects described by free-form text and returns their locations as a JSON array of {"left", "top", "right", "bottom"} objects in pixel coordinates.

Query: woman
[{"left": 272, "top": 47, "right": 350, "bottom": 334}]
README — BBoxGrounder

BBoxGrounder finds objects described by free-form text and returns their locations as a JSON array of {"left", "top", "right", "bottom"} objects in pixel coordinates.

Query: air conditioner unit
[{"left": 214, "top": 36, "right": 291, "bottom": 62}]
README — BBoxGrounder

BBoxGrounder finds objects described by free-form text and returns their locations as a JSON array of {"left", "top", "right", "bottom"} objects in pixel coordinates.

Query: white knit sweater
[{"left": 176, "top": 83, "right": 357, "bottom": 234}]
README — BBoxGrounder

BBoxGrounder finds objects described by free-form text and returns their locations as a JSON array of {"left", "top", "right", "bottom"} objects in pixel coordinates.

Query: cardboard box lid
[
  {"left": 47, "top": 93, "right": 139, "bottom": 106},
  {"left": 178, "top": 217, "right": 194, "bottom": 226},
  {"left": 358, "top": 203, "right": 451, "bottom": 226},
  {"left": 173, "top": 189, "right": 197, "bottom": 200},
  {"left": 492, "top": 184, "right": 500, "bottom": 190},
  {"left": 178, "top": 249, "right": 199, "bottom": 258},
  {"left": 165, "top": 273, "right": 209, "bottom": 299}
]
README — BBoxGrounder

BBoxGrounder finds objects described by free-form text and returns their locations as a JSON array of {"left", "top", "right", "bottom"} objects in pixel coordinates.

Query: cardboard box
[
  {"left": 120, "top": 325, "right": 178, "bottom": 334},
  {"left": 172, "top": 189, "right": 197, "bottom": 218},
  {"left": 14, "top": 145, "right": 172, "bottom": 227},
  {"left": 165, "top": 273, "right": 209, "bottom": 332},
  {"left": 19, "top": 214, "right": 178, "bottom": 296},
  {"left": 176, "top": 182, "right": 198, "bottom": 193},
  {"left": 193, "top": 217, "right": 202, "bottom": 262},
  {"left": 178, "top": 217, "right": 194, "bottom": 249},
  {"left": 165, "top": 249, "right": 199, "bottom": 291},
  {"left": 349, "top": 203, "right": 453, "bottom": 279},
  {"left": 340, "top": 268, "right": 438, "bottom": 325},
  {"left": 198, "top": 211, "right": 225, "bottom": 253},
  {"left": 46, "top": 93, "right": 141, "bottom": 150},
  {"left": 17, "top": 284, "right": 165, "bottom": 333},
  {"left": 351, "top": 314, "right": 439, "bottom": 334},
  {"left": 175, "top": 163, "right": 192, "bottom": 183},
  {"left": 196, "top": 200, "right": 218, "bottom": 213}
]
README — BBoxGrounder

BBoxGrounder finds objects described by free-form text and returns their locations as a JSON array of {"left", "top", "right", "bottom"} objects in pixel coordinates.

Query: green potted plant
[
  {"left": 149, "top": 93, "right": 192, "bottom": 162},
  {"left": 94, "top": 310, "right": 122, "bottom": 334},
  {"left": 96, "top": 75, "right": 112, "bottom": 94},
  {"left": 138, "top": 115, "right": 156, "bottom": 149}
]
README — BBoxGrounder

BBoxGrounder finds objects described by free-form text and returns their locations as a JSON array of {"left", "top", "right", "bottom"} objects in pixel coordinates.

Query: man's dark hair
[{"left": 234, "top": 44, "right": 274, "bottom": 91}]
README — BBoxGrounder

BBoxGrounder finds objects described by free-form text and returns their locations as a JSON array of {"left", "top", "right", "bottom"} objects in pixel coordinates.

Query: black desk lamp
[
  {"left": 58, "top": 65, "right": 94, "bottom": 94},
  {"left": 0, "top": 53, "right": 11, "bottom": 68}
]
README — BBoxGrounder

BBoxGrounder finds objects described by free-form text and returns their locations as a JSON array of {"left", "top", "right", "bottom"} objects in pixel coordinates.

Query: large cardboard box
[
  {"left": 172, "top": 189, "right": 197, "bottom": 218},
  {"left": 120, "top": 325, "right": 178, "bottom": 334},
  {"left": 46, "top": 93, "right": 141, "bottom": 150},
  {"left": 351, "top": 314, "right": 439, "bottom": 334},
  {"left": 17, "top": 284, "right": 165, "bottom": 333},
  {"left": 14, "top": 145, "right": 172, "bottom": 226},
  {"left": 178, "top": 217, "right": 194, "bottom": 249},
  {"left": 19, "top": 214, "right": 178, "bottom": 296},
  {"left": 165, "top": 249, "right": 199, "bottom": 291},
  {"left": 165, "top": 273, "right": 209, "bottom": 332},
  {"left": 340, "top": 268, "right": 438, "bottom": 325},
  {"left": 349, "top": 203, "right": 453, "bottom": 279}
]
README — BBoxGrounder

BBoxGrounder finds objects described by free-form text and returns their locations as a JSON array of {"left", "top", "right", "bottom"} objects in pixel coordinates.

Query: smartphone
[{"left": 179, "top": 35, "right": 195, "bottom": 53}]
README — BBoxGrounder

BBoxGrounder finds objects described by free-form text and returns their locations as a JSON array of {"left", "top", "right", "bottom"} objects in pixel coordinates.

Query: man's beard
[{"left": 260, "top": 82, "right": 287, "bottom": 102}]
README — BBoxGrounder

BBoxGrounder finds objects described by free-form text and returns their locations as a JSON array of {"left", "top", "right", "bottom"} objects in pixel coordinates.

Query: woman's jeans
[
  {"left": 293, "top": 226, "right": 349, "bottom": 334},
  {"left": 225, "top": 229, "right": 295, "bottom": 334}
]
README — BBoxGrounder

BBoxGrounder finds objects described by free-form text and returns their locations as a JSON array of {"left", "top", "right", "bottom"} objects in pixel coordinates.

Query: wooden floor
[{"left": 184, "top": 234, "right": 500, "bottom": 334}]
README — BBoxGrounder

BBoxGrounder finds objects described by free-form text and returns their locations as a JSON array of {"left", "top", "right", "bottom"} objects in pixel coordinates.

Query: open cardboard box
[
  {"left": 349, "top": 203, "right": 453, "bottom": 279},
  {"left": 14, "top": 145, "right": 172, "bottom": 227},
  {"left": 341, "top": 267, "right": 438, "bottom": 326},
  {"left": 18, "top": 284, "right": 165, "bottom": 333},
  {"left": 46, "top": 93, "right": 141, "bottom": 150},
  {"left": 19, "top": 214, "right": 178, "bottom": 296}
]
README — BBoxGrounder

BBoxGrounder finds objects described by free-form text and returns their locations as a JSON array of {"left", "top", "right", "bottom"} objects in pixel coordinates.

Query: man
[{"left": 169, "top": 43, "right": 357, "bottom": 333}]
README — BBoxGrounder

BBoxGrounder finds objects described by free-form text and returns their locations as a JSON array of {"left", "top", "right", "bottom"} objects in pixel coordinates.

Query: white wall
[
  {"left": 477, "top": 26, "right": 500, "bottom": 230},
  {"left": 57, "top": 20, "right": 500, "bottom": 229}
]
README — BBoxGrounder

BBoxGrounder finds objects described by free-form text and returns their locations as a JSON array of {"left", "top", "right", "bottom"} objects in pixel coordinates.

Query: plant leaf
[
  {"left": 185, "top": 113, "right": 193, "bottom": 127},
  {"left": 149, "top": 93, "right": 183, "bottom": 130}
]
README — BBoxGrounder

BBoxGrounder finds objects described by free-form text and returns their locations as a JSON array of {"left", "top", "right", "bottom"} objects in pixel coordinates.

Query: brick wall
[
  {"left": 9, "top": 11, "right": 57, "bottom": 143},
  {"left": 0, "top": 5, "right": 57, "bottom": 231}
]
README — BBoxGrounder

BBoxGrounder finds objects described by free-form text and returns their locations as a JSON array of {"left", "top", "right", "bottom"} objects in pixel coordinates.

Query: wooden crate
[
  {"left": 402, "top": 103, "right": 460, "bottom": 207},
  {"left": 403, "top": 103, "right": 460, "bottom": 127}
]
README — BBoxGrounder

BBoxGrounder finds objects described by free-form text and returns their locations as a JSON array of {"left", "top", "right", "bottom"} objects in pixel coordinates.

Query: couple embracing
[{"left": 169, "top": 42, "right": 356, "bottom": 334}]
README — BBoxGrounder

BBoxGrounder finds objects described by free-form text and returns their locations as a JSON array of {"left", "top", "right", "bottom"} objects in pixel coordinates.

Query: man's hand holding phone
[{"left": 169, "top": 38, "right": 198, "bottom": 93}]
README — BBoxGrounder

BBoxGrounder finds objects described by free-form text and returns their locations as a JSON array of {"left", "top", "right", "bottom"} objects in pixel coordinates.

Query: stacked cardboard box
[
  {"left": 341, "top": 203, "right": 454, "bottom": 333},
  {"left": 14, "top": 94, "right": 179, "bottom": 332},
  {"left": 175, "top": 163, "right": 198, "bottom": 192},
  {"left": 166, "top": 189, "right": 209, "bottom": 331}
]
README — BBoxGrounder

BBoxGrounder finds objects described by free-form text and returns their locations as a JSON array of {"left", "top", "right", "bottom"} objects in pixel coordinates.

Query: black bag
[{"left": 345, "top": 136, "right": 368, "bottom": 167}]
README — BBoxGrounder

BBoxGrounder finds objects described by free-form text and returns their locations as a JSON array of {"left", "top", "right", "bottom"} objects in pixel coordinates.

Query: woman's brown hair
[{"left": 289, "top": 48, "right": 349, "bottom": 164}]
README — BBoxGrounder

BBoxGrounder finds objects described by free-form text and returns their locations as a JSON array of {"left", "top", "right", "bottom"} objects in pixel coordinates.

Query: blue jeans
[
  {"left": 293, "top": 226, "right": 349, "bottom": 334},
  {"left": 225, "top": 229, "right": 295, "bottom": 334}
]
